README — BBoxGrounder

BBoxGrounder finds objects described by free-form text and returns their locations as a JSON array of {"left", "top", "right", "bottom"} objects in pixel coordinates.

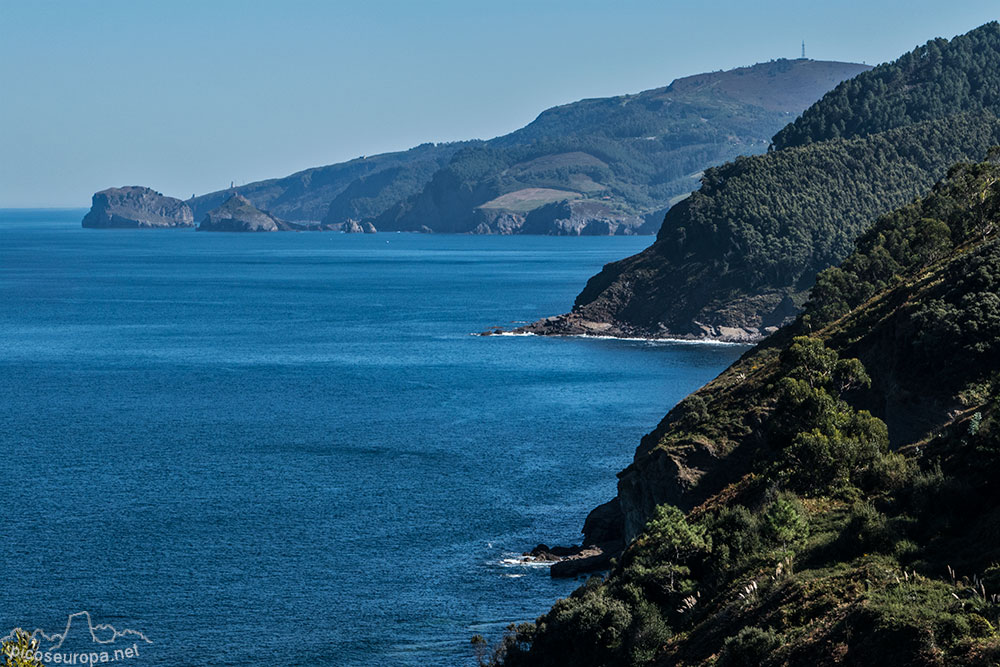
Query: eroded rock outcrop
[
  {"left": 197, "top": 194, "right": 289, "bottom": 232},
  {"left": 338, "top": 219, "right": 377, "bottom": 233},
  {"left": 81, "top": 186, "right": 194, "bottom": 229}
]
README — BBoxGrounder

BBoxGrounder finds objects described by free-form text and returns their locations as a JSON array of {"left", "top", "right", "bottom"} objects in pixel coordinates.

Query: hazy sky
[{"left": 2, "top": 1, "right": 998, "bottom": 207}]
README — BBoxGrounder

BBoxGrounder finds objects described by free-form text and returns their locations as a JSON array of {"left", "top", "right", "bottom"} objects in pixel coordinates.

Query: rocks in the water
[
  {"left": 548, "top": 542, "right": 621, "bottom": 578},
  {"left": 341, "top": 220, "right": 364, "bottom": 233},
  {"left": 520, "top": 520, "right": 626, "bottom": 578},
  {"left": 81, "top": 186, "right": 194, "bottom": 229},
  {"left": 524, "top": 544, "right": 581, "bottom": 561},
  {"left": 198, "top": 194, "right": 289, "bottom": 232},
  {"left": 339, "top": 220, "right": 378, "bottom": 233}
]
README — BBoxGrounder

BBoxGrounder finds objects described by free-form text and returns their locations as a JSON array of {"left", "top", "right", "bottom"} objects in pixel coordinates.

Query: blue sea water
[{"left": 0, "top": 210, "right": 746, "bottom": 666}]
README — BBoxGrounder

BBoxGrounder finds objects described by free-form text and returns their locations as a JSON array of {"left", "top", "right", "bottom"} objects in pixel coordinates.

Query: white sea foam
[
  {"left": 476, "top": 331, "right": 749, "bottom": 346},
  {"left": 496, "top": 554, "right": 552, "bottom": 569}
]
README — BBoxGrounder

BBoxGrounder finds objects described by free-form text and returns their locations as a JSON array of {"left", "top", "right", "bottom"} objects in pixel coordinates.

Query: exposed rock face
[
  {"left": 548, "top": 542, "right": 621, "bottom": 578},
  {"left": 467, "top": 201, "right": 659, "bottom": 235},
  {"left": 470, "top": 208, "right": 525, "bottom": 234},
  {"left": 515, "top": 498, "right": 626, "bottom": 578},
  {"left": 341, "top": 220, "right": 364, "bottom": 233},
  {"left": 197, "top": 194, "right": 288, "bottom": 232},
  {"left": 338, "top": 220, "right": 377, "bottom": 233},
  {"left": 81, "top": 186, "right": 194, "bottom": 229},
  {"left": 520, "top": 200, "right": 654, "bottom": 236}
]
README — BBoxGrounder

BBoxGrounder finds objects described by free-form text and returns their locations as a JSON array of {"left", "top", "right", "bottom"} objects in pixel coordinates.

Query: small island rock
[{"left": 198, "top": 194, "right": 289, "bottom": 232}]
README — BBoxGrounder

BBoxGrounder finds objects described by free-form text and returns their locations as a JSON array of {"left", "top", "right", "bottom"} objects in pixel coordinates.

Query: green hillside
[
  {"left": 535, "top": 23, "right": 1000, "bottom": 338},
  {"left": 487, "top": 158, "right": 1000, "bottom": 667},
  {"left": 376, "top": 59, "right": 870, "bottom": 234},
  {"left": 184, "top": 59, "right": 867, "bottom": 232}
]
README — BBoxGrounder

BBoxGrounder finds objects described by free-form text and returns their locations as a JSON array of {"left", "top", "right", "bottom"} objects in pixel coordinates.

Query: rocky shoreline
[
  {"left": 520, "top": 542, "right": 622, "bottom": 578},
  {"left": 481, "top": 311, "right": 769, "bottom": 344},
  {"left": 517, "top": 498, "right": 627, "bottom": 578}
]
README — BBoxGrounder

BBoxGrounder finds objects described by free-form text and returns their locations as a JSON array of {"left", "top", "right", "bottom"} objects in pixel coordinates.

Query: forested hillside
[
  {"left": 486, "top": 158, "right": 1000, "bottom": 667},
  {"left": 376, "top": 59, "right": 869, "bottom": 234},
  {"left": 773, "top": 23, "right": 1000, "bottom": 150},
  {"left": 185, "top": 59, "right": 866, "bottom": 232},
  {"left": 525, "top": 23, "right": 1000, "bottom": 338}
]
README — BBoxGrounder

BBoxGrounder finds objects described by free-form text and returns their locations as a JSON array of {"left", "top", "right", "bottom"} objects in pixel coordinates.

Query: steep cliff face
[
  {"left": 81, "top": 186, "right": 194, "bottom": 228},
  {"left": 519, "top": 23, "right": 1000, "bottom": 340},
  {"left": 495, "top": 161, "right": 1000, "bottom": 666}
]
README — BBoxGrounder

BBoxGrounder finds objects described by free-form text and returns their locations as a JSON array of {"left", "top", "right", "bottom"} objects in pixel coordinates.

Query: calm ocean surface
[{"left": 0, "top": 210, "right": 745, "bottom": 666}]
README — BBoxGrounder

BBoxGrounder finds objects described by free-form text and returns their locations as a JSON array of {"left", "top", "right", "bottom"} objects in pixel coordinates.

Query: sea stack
[
  {"left": 340, "top": 220, "right": 377, "bottom": 233},
  {"left": 81, "top": 186, "right": 194, "bottom": 228},
  {"left": 198, "top": 194, "right": 288, "bottom": 232}
]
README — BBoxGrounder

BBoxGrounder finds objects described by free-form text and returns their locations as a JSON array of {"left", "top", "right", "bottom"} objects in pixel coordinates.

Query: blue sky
[{"left": 1, "top": 0, "right": 998, "bottom": 207}]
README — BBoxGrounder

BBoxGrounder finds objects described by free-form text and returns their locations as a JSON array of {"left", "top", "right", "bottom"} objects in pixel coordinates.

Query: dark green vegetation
[
  {"left": 550, "top": 23, "right": 1000, "bottom": 338},
  {"left": 773, "top": 25, "right": 1000, "bottom": 150},
  {"left": 482, "top": 161, "right": 1000, "bottom": 666},
  {"left": 376, "top": 59, "right": 869, "bottom": 234},
  {"left": 185, "top": 60, "right": 867, "bottom": 232}
]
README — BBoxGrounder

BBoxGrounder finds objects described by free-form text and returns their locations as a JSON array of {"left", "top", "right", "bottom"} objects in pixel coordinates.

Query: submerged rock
[
  {"left": 81, "top": 186, "right": 194, "bottom": 228},
  {"left": 198, "top": 194, "right": 288, "bottom": 232}
]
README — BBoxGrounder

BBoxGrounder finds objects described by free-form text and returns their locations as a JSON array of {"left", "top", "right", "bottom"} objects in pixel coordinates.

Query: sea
[{"left": 0, "top": 209, "right": 746, "bottom": 666}]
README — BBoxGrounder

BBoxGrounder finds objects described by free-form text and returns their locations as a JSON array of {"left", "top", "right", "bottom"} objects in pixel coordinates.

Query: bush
[
  {"left": 842, "top": 501, "right": 898, "bottom": 555},
  {"left": 764, "top": 495, "right": 810, "bottom": 552},
  {"left": 718, "top": 626, "right": 782, "bottom": 667},
  {"left": 704, "top": 506, "right": 763, "bottom": 581}
]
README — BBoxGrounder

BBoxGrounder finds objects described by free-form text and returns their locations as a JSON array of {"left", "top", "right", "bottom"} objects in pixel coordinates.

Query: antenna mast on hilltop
[{"left": 802, "top": 40, "right": 806, "bottom": 59}]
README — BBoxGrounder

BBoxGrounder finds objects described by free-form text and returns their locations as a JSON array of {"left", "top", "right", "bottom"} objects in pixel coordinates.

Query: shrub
[
  {"left": 764, "top": 495, "right": 810, "bottom": 552},
  {"left": 717, "top": 626, "right": 782, "bottom": 667},
  {"left": 842, "top": 501, "right": 898, "bottom": 555}
]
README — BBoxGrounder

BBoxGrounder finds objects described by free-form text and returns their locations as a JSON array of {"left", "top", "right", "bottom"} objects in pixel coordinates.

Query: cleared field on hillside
[{"left": 477, "top": 188, "right": 582, "bottom": 212}]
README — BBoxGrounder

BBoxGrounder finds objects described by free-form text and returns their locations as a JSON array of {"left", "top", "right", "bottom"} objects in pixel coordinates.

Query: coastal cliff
[
  {"left": 492, "top": 157, "right": 1000, "bottom": 666},
  {"left": 514, "top": 23, "right": 1000, "bottom": 341},
  {"left": 81, "top": 186, "right": 194, "bottom": 229}
]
